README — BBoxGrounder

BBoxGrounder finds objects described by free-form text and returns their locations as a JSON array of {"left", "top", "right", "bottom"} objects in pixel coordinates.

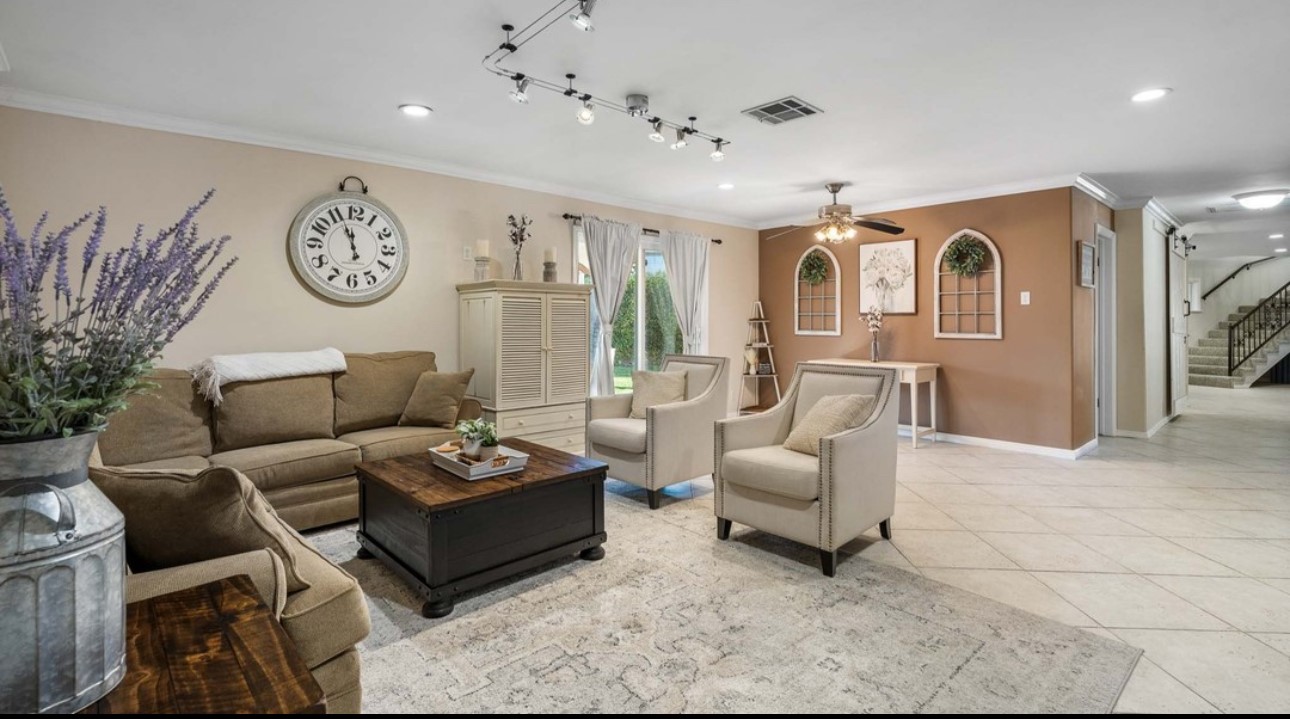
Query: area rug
[{"left": 308, "top": 482, "right": 1140, "bottom": 713}]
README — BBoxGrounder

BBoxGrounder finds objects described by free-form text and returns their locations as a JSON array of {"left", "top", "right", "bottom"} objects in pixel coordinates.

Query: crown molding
[
  {"left": 0, "top": 40, "right": 10, "bottom": 73},
  {"left": 757, "top": 173, "right": 1100, "bottom": 230},
  {"left": 1115, "top": 195, "right": 1183, "bottom": 228},
  {"left": 0, "top": 86, "right": 757, "bottom": 230}
]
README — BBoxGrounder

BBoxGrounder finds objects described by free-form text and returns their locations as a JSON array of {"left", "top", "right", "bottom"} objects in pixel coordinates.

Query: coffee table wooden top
[
  {"left": 355, "top": 438, "right": 608, "bottom": 511},
  {"left": 85, "top": 574, "right": 325, "bottom": 715}
]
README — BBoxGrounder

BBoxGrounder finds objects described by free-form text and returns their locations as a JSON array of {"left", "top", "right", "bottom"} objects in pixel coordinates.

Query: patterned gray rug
[{"left": 309, "top": 481, "right": 1140, "bottom": 713}]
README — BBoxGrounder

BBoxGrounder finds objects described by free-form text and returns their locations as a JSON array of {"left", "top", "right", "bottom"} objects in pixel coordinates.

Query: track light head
[
  {"left": 569, "top": 0, "right": 597, "bottom": 31},
  {"left": 710, "top": 140, "right": 726, "bottom": 162},
  {"left": 509, "top": 76, "right": 531, "bottom": 104},
  {"left": 670, "top": 128, "right": 688, "bottom": 150},
  {"left": 648, "top": 119, "right": 666, "bottom": 143},
  {"left": 576, "top": 99, "right": 596, "bottom": 125}
]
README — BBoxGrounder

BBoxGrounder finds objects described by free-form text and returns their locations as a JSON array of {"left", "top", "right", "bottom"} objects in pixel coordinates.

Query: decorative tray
[{"left": 428, "top": 444, "right": 529, "bottom": 481}]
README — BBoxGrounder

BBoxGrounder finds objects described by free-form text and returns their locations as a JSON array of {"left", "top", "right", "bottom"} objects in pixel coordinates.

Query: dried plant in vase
[
  {"left": 866, "top": 305, "right": 884, "bottom": 361},
  {"left": 506, "top": 214, "right": 532, "bottom": 280}
]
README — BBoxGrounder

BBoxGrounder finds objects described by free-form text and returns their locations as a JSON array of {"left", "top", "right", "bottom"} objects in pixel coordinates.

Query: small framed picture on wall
[
  {"left": 859, "top": 238, "right": 917, "bottom": 314},
  {"left": 1078, "top": 241, "right": 1096, "bottom": 288}
]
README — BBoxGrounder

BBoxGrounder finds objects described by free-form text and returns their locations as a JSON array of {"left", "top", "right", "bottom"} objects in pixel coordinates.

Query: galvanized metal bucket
[{"left": 0, "top": 432, "right": 126, "bottom": 714}]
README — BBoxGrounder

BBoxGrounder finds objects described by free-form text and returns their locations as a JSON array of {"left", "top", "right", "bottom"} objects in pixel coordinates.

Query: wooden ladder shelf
[{"left": 740, "top": 301, "right": 782, "bottom": 415}]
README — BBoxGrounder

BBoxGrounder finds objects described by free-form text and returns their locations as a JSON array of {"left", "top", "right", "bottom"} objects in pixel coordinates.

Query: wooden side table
[
  {"left": 807, "top": 358, "right": 940, "bottom": 448},
  {"left": 84, "top": 575, "right": 325, "bottom": 714}
]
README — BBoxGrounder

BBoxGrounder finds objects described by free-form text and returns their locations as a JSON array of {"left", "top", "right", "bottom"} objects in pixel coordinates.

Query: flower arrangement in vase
[
  {"left": 506, "top": 214, "right": 532, "bottom": 280},
  {"left": 455, "top": 418, "right": 500, "bottom": 460},
  {"left": 865, "top": 305, "right": 884, "bottom": 361}
]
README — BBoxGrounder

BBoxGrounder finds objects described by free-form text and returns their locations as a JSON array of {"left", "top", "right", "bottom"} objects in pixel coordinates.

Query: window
[{"left": 574, "top": 228, "right": 696, "bottom": 393}]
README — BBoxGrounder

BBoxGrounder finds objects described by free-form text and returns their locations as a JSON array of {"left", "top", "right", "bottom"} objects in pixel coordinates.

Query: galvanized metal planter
[{"left": 0, "top": 432, "right": 126, "bottom": 714}]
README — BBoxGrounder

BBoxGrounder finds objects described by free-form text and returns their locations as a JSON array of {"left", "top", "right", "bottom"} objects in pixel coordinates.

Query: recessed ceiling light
[
  {"left": 1276, "top": 248, "right": 1288, "bottom": 253},
  {"left": 717, "top": 183, "right": 734, "bottom": 190},
  {"left": 1234, "top": 190, "right": 1290, "bottom": 210},
  {"left": 1131, "top": 87, "right": 1172, "bottom": 103},
  {"left": 1272, "top": 233, "right": 1285, "bottom": 240},
  {"left": 398, "top": 104, "right": 432, "bottom": 117}
]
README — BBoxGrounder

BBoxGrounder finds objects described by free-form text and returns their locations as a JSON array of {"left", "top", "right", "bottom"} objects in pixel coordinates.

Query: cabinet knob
[{"left": 517, "top": 420, "right": 525, "bottom": 426}]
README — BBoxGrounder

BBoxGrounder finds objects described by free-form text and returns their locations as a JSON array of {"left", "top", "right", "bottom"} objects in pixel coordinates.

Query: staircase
[{"left": 1189, "top": 291, "right": 1290, "bottom": 389}]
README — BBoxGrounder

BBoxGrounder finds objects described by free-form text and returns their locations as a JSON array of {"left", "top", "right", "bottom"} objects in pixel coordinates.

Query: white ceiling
[{"left": 1, "top": 0, "right": 1288, "bottom": 257}]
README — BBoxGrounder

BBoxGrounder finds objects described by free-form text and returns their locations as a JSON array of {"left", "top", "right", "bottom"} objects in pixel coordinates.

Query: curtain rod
[{"left": 562, "top": 213, "right": 723, "bottom": 244}]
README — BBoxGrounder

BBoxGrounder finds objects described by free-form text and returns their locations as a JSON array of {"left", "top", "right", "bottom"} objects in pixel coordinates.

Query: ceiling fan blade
[
  {"left": 762, "top": 223, "right": 821, "bottom": 241},
  {"left": 853, "top": 218, "right": 904, "bottom": 235}
]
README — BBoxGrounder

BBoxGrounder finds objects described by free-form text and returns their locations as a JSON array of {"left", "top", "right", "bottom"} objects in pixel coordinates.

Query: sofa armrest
[
  {"left": 646, "top": 386, "right": 727, "bottom": 483},
  {"left": 714, "top": 402, "right": 792, "bottom": 455},
  {"left": 817, "top": 379, "right": 899, "bottom": 548},
  {"left": 588, "top": 393, "right": 633, "bottom": 421},
  {"left": 126, "top": 549, "right": 288, "bottom": 618},
  {"left": 457, "top": 398, "right": 483, "bottom": 422}
]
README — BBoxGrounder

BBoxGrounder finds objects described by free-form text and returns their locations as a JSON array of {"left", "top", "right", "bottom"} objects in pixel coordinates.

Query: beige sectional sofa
[{"left": 97, "top": 350, "right": 482, "bottom": 530}]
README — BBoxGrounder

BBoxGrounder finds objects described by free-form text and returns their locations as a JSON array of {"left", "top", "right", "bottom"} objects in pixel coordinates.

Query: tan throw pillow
[
  {"left": 399, "top": 369, "right": 475, "bottom": 428},
  {"left": 629, "top": 370, "right": 688, "bottom": 419},
  {"left": 783, "top": 394, "right": 878, "bottom": 456},
  {"left": 89, "top": 465, "right": 311, "bottom": 592}
]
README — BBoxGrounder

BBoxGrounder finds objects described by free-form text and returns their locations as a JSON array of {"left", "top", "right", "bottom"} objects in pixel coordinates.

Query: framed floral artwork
[{"left": 859, "top": 238, "right": 916, "bottom": 315}]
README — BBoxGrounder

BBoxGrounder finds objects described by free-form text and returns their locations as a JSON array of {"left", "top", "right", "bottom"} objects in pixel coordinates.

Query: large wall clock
[{"left": 288, "top": 177, "right": 409, "bottom": 303}]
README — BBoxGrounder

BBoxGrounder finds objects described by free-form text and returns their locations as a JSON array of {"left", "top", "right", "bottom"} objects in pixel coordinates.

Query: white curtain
[
  {"left": 662, "top": 230, "right": 710, "bottom": 354},
  {"left": 584, "top": 216, "right": 641, "bottom": 395}
]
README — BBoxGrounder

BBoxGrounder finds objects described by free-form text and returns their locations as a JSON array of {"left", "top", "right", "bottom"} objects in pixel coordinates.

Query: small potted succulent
[{"left": 455, "top": 418, "right": 499, "bottom": 460}]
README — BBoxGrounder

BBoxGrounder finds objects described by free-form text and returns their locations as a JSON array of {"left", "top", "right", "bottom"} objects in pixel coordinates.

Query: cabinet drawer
[
  {"left": 523, "top": 428, "right": 586, "bottom": 454},
  {"left": 493, "top": 404, "right": 585, "bottom": 434}
]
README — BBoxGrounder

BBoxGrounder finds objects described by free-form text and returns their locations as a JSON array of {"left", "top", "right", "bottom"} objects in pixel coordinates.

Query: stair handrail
[
  {"left": 1229, "top": 278, "right": 1290, "bottom": 374},
  {"left": 1203, "top": 256, "right": 1280, "bottom": 301}
]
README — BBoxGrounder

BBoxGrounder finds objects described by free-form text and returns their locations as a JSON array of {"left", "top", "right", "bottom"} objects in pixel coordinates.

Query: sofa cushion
[
  {"left": 334, "top": 351, "right": 438, "bottom": 434},
  {"left": 629, "top": 370, "right": 687, "bottom": 419},
  {"left": 783, "top": 394, "right": 877, "bottom": 456},
  {"left": 398, "top": 369, "right": 474, "bottom": 428},
  {"left": 339, "top": 426, "right": 458, "bottom": 462},
  {"left": 121, "top": 455, "right": 211, "bottom": 472},
  {"left": 214, "top": 375, "right": 335, "bottom": 452},
  {"left": 278, "top": 525, "right": 371, "bottom": 669},
  {"left": 98, "top": 369, "right": 212, "bottom": 466},
  {"left": 587, "top": 418, "right": 648, "bottom": 454},
  {"left": 88, "top": 465, "right": 311, "bottom": 592},
  {"left": 721, "top": 445, "right": 819, "bottom": 501},
  {"left": 265, "top": 477, "right": 358, "bottom": 531},
  {"left": 209, "top": 439, "right": 360, "bottom": 492}
]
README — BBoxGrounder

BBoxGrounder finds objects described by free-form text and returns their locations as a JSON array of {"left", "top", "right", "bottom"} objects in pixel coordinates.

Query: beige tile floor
[{"left": 844, "top": 384, "right": 1290, "bottom": 713}]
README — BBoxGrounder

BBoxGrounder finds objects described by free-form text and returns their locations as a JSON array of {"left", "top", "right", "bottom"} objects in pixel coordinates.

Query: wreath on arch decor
[
  {"left": 943, "top": 234, "right": 989, "bottom": 277},
  {"left": 799, "top": 250, "right": 829, "bottom": 285}
]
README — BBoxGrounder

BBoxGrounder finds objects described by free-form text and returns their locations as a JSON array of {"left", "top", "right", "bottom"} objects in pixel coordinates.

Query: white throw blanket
[{"left": 190, "top": 347, "right": 347, "bottom": 405}]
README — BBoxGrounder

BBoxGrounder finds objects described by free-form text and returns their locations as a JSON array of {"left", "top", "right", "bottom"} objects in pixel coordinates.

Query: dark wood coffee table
[
  {"left": 354, "top": 438, "right": 608, "bottom": 618},
  {"left": 86, "top": 575, "right": 325, "bottom": 714}
]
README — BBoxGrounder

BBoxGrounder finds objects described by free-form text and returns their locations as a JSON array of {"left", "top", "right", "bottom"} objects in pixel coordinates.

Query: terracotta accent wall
[
  {"left": 760, "top": 188, "right": 1094, "bottom": 450},
  {"left": 1070, "top": 189, "right": 1113, "bottom": 447},
  {"left": 0, "top": 106, "right": 760, "bottom": 411}
]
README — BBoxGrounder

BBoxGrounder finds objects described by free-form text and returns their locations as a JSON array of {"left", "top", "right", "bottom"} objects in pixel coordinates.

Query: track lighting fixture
[
  {"left": 648, "top": 119, "right": 666, "bottom": 143},
  {"left": 509, "top": 75, "right": 530, "bottom": 104},
  {"left": 576, "top": 97, "right": 596, "bottom": 125},
  {"left": 569, "top": 0, "right": 596, "bottom": 32},
  {"left": 670, "top": 128, "right": 688, "bottom": 150},
  {"left": 710, "top": 140, "right": 726, "bottom": 162}
]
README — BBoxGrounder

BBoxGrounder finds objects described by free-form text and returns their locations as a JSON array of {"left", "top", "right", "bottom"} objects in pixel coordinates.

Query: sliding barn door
[{"left": 1168, "top": 242, "right": 1189, "bottom": 415}]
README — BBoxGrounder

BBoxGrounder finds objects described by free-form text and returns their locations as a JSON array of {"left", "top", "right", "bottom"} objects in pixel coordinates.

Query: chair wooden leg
[
  {"left": 819, "top": 549, "right": 837, "bottom": 577},
  {"left": 880, "top": 518, "right": 892, "bottom": 540},
  {"left": 647, "top": 489, "right": 661, "bottom": 510},
  {"left": 717, "top": 518, "right": 732, "bottom": 540}
]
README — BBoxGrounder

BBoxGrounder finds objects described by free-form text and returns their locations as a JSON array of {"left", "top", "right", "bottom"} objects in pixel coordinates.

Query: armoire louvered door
[
  {"left": 546, "top": 295, "right": 590, "bottom": 404},
  {"left": 498, "top": 294, "right": 545, "bottom": 407}
]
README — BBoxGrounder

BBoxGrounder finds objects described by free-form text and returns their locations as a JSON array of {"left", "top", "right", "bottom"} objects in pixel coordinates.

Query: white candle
[
  {"left": 475, "top": 239, "right": 490, "bottom": 259},
  {"left": 543, "top": 247, "right": 556, "bottom": 263}
]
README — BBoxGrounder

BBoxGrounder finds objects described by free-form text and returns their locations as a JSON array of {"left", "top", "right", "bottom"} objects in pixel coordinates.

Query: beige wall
[
  {"left": 760, "top": 188, "right": 1097, "bottom": 451},
  {"left": 0, "top": 107, "right": 759, "bottom": 410},
  {"left": 1113, "top": 206, "right": 1170, "bottom": 434}
]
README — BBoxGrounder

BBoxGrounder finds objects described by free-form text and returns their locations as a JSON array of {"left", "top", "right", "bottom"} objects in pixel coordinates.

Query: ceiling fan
[{"left": 764, "top": 183, "right": 904, "bottom": 242}]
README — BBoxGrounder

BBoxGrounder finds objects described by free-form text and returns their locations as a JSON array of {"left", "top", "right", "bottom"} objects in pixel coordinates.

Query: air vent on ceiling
[{"left": 742, "top": 96, "right": 822, "bottom": 125}]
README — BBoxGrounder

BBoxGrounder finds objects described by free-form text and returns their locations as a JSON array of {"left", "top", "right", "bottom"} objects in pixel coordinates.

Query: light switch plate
[
  {"left": 462, "top": 246, "right": 473, "bottom": 260},
  {"left": 1020, "top": 291, "right": 1031, "bottom": 305}
]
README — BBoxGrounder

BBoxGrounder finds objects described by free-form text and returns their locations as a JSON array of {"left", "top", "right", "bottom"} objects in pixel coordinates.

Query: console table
[{"left": 806, "top": 358, "right": 940, "bottom": 448}]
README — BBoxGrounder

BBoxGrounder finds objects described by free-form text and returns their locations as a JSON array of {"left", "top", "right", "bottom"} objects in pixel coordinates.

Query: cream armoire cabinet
[{"left": 457, "top": 280, "right": 592, "bottom": 453}]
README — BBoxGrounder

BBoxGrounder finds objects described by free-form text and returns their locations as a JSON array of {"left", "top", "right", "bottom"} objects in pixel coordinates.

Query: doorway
[{"left": 1095, "top": 224, "right": 1117, "bottom": 435}]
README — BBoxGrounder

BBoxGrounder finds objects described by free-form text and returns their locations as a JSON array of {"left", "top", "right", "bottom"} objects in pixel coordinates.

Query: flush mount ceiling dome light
[
  {"left": 398, "top": 104, "right": 432, "bottom": 117},
  {"left": 1271, "top": 234, "right": 1285, "bottom": 240},
  {"left": 1131, "top": 87, "right": 1172, "bottom": 103},
  {"left": 483, "top": 5, "right": 731, "bottom": 159},
  {"left": 1234, "top": 190, "right": 1290, "bottom": 210}
]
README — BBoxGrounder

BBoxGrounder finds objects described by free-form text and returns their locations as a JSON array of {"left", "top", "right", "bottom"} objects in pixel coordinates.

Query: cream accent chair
[
  {"left": 586, "top": 355, "right": 729, "bottom": 509},
  {"left": 714, "top": 363, "right": 898, "bottom": 576}
]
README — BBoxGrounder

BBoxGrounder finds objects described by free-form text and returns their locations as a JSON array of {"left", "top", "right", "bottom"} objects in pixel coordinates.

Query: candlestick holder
[
  {"left": 474, "top": 256, "right": 490, "bottom": 282},
  {"left": 543, "top": 261, "right": 558, "bottom": 282}
]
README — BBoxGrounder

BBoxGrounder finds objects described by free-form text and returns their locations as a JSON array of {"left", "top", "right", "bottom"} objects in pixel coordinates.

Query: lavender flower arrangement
[
  {"left": 0, "top": 188, "right": 237, "bottom": 439},
  {"left": 506, "top": 214, "right": 531, "bottom": 280}
]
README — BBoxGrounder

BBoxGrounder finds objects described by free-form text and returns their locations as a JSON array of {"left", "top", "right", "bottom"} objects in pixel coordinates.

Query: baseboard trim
[
  {"left": 897, "top": 427, "right": 1093, "bottom": 460},
  {"left": 1113, "top": 414, "right": 1173, "bottom": 439}
]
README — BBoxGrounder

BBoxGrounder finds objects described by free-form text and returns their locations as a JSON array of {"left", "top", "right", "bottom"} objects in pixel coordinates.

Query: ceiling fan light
[
  {"left": 814, "top": 230, "right": 826, "bottom": 242},
  {"left": 569, "top": 0, "right": 596, "bottom": 31},
  {"left": 844, "top": 226, "right": 858, "bottom": 240},
  {"left": 1234, "top": 190, "right": 1289, "bottom": 210},
  {"left": 648, "top": 119, "right": 665, "bottom": 142},
  {"left": 576, "top": 100, "right": 595, "bottom": 125}
]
